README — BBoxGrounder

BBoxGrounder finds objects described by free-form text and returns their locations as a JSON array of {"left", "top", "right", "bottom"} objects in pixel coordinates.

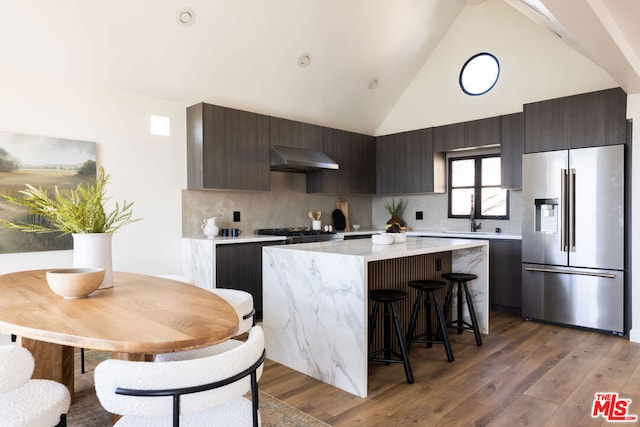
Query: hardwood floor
[{"left": 260, "top": 311, "right": 640, "bottom": 426}]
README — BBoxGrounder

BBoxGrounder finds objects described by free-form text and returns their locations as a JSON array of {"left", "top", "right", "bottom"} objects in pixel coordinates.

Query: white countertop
[
  {"left": 184, "top": 229, "right": 521, "bottom": 245},
  {"left": 339, "top": 229, "right": 521, "bottom": 240},
  {"left": 184, "top": 234, "right": 287, "bottom": 244},
  {"left": 264, "top": 236, "right": 488, "bottom": 262},
  {"left": 408, "top": 230, "right": 521, "bottom": 240}
]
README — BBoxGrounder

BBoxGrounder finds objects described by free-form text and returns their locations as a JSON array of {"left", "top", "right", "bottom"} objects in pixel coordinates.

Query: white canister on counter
[{"left": 201, "top": 217, "right": 219, "bottom": 238}]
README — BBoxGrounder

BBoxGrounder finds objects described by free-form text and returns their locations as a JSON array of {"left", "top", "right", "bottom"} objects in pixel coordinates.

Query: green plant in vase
[
  {"left": 384, "top": 198, "right": 406, "bottom": 232},
  {"left": 1, "top": 167, "right": 141, "bottom": 290},
  {"left": 0, "top": 167, "right": 139, "bottom": 234}
]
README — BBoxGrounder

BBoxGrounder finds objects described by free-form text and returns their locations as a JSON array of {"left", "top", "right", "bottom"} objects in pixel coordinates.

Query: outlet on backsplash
[{"left": 233, "top": 211, "right": 241, "bottom": 222}]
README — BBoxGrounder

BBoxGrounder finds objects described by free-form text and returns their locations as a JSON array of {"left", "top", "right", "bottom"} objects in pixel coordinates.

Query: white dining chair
[
  {"left": 0, "top": 344, "right": 71, "bottom": 427},
  {"left": 94, "top": 325, "right": 265, "bottom": 427},
  {"left": 0, "top": 332, "right": 11, "bottom": 344}
]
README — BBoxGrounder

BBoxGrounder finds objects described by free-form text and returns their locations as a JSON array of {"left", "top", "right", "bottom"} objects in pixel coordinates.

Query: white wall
[
  {"left": 0, "top": 72, "right": 187, "bottom": 277},
  {"left": 376, "top": 0, "right": 617, "bottom": 135}
]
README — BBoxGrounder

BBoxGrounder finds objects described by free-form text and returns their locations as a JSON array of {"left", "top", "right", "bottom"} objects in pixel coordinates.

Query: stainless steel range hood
[{"left": 270, "top": 145, "right": 339, "bottom": 172}]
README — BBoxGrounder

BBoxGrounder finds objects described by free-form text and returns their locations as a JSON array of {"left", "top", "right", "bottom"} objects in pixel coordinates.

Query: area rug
[{"left": 68, "top": 349, "right": 330, "bottom": 427}]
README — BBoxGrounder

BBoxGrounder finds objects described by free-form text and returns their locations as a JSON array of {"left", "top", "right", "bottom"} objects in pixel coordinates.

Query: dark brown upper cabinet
[
  {"left": 376, "top": 128, "right": 445, "bottom": 195},
  {"left": 433, "top": 122, "right": 465, "bottom": 152},
  {"left": 433, "top": 117, "right": 499, "bottom": 152},
  {"left": 570, "top": 87, "right": 627, "bottom": 148},
  {"left": 500, "top": 112, "right": 524, "bottom": 190},
  {"left": 524, "top": 87, "right": 627, "bottom": 153},
  {"left": 465, "top": 117, "right": 500, "bottom": 148},
  {"left": 308, "top": 128, "right": 376, "bottom": 195},
  {"left": 269, "top": 116, "right": 324, "bottom": 150},
  {"left": 187, "top": 103, "right": 271, "bottom": 191}
]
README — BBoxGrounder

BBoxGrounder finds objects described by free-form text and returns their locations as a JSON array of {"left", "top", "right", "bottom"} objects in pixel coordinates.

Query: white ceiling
[
  {"left": 0, "top": 0, "right": 638, "bottom": 134},
  {"left": 506, "top": 0, "right": 640, "bottom": 93}
]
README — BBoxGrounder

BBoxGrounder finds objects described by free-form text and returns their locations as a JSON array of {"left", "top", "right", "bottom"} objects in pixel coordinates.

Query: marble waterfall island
[{"left": 262, "top": 237, "right": 489, "bottom": 397}]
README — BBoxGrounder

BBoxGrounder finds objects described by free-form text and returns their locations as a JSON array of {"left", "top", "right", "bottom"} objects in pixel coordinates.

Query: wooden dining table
[{"left": 0, "top": 270, "right": 239, "bottom": 399}]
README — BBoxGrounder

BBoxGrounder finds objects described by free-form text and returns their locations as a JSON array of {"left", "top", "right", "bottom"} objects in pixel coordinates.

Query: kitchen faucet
[{"left": 470, "top": 195, "right": 481, "bottom": 232}]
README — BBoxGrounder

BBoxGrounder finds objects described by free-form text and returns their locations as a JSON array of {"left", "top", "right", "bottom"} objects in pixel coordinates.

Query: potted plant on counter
[
  {"left": 383, "top": 198, "right": 407, "bottom": 243},
  {"left": 0, "top": 167, "right": 140, "bottom": 288},
  {"left": 384, "top": 198, "right": 407, "bottom": 229}
]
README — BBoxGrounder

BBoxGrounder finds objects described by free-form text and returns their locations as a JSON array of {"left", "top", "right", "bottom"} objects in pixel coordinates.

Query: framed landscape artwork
[{"left": 0, "top": 131, "right": 97, "bottom": 254}]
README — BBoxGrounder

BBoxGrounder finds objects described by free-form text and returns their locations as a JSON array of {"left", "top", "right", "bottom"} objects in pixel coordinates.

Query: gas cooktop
[{"left": 256, "top": 228, "right": 342, "bottom": 243}]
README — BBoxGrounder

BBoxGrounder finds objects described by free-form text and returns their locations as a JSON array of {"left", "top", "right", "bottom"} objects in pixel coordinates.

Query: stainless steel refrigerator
[{"left": 522, "top": 144, "right": 625, "bottom": 334}]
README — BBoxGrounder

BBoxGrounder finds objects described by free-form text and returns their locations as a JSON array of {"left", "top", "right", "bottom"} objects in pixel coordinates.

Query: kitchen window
[{"left": 448, "top": 154, "right": 508, "bottom": 219}]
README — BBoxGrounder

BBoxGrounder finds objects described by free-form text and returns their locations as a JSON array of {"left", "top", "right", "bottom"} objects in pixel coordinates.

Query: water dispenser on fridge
[{"left": 533, "top": 198, "right": 558, "bottom": 234}]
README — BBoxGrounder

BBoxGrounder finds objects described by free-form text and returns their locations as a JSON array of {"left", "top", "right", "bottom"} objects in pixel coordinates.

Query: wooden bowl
[{"left": 46, "top": 268, "right": 105, "bottom": 299}]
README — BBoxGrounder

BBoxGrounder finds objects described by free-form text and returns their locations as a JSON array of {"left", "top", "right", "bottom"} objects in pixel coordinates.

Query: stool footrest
[
  {"left": 409, "top": 332, "right": 448, "bottom": 346},
  {"left": 447, "top": 320, "right": 475, "bottom": 330},
  {"left": 369, "top": 349, "right": 407, "bottom": 365}
]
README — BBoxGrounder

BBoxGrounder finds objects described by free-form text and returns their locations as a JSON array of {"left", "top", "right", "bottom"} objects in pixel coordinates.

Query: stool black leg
[
  {"left": 390, "top": 302, "right": 414, "bottom": 384},
  {"left": 462, "top": 281, "right": 483, "bottom": 346},
  {"left": 383, "top": 302, "right": 391, "bottom": 365},
  {"left": 433, "top": 295, "right": 454, "bottom": 362},
  {"left": 81, "top": 348, "right": 86, "bottom": 373},
  {"left": 425, "top": 293, "right": 433, "bottom": 348},
  {"left": 455, "top": 281, "right": 464, "bottom": 334},
  {"left": 443, "top": 283, "right": 453, "bottom": 323},
  {"left": 406, "top": 290, "right": 423, "bottom": 352},
  {"left": 369, "top": 301, "right": 380, "bottom": 347}
]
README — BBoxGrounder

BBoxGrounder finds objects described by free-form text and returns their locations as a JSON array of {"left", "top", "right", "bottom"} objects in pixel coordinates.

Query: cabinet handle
[{"left": 560, "top": 168, "right": 568, "bottom": 252}]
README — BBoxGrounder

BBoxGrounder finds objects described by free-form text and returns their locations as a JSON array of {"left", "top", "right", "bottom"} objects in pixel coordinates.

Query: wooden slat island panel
[{"left": 368, "top": 252, "right": 452, "bottom": 352}]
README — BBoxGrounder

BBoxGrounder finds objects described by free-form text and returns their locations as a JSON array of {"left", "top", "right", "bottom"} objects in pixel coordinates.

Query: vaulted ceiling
[{"left": 0, "top": 0, "right": 638, "bottom": 134}]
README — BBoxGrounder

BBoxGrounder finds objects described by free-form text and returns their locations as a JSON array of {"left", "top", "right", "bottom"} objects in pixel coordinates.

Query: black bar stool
[
  {"left": 405, "top": 280, "right": 454, "bottom": 362},
  {"left": 368, "top": 289, "right": 414, "bottom": 384},
  {"left": 442, "top": 273, "right": 483, "bottom": 346}
]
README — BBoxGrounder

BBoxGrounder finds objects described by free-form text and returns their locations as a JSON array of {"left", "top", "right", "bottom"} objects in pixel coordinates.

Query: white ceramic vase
[
  {"left": 72, "top": 233, "right": 113, "bottom": 289},
  {"left": 201, "top": 217, "right": 219, "bottom": 238}
]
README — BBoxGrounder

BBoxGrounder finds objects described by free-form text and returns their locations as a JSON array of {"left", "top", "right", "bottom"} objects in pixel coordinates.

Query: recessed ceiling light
[
  {"left": 298, "top": 53, "right": 312, "bottom": 67},
  {"left": 177, "top": 8, "right": 195, "bottom": 27},
  {"left": 368, "top": 79, "right": 379, "bottom": 90}
]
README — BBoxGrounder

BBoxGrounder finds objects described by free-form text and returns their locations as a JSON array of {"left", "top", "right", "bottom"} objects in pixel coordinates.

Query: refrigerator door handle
[
  {"left": 569, "top": 168, "right": 576, "bottom": 252},
  {"left": 524, "top": 266, "right": 617, "bottom": 279},
  {"left": 560, "top": 168, "right": 568, "bottom": 252}
]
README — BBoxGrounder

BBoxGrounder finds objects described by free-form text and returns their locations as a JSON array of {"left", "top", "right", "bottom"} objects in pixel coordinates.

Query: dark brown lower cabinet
[
  {"left": 489, "top": 239, "right": 522, "bottom": 314},
  {"left": 215, "top": 241, "right": 281, "bottom": 320}
]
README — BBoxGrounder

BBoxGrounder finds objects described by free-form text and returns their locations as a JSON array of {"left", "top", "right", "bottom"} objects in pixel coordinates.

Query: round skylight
[{"left": 459, "top": 52, "right": 500, "bottom": 96}]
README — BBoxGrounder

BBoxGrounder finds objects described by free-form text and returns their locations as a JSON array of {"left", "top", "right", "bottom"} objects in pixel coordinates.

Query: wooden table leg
[{"left": 17, "top": 337, "right": 74, "bottom": 400}]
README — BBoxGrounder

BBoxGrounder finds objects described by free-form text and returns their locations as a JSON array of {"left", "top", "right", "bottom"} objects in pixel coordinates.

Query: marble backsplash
[
  {"left": 182, "top": 171, "right": 373, "bottom": 237},
  {"left": 373, "top": 190, "right": 523, "bottom": 234},
  {"left": 182, "top": 171, "right": 523, "bottom": 238}
]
